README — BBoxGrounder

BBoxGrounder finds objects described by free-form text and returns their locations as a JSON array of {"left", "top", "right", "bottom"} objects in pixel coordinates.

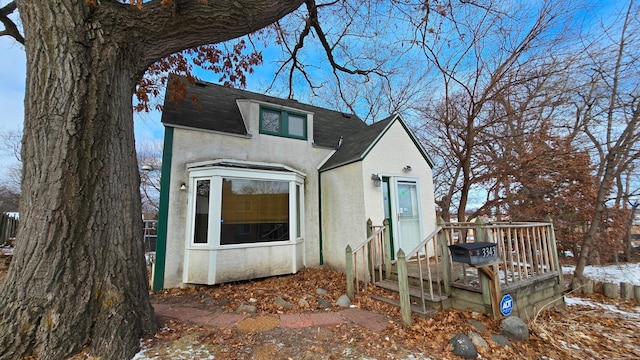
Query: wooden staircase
[{"left": 371, "top": 278, "right": 447, "bottom": 317}]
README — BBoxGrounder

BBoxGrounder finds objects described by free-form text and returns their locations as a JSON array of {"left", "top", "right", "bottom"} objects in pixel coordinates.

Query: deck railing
[{"left": 443, "top": 215, "right": 562, "bottom": 290}]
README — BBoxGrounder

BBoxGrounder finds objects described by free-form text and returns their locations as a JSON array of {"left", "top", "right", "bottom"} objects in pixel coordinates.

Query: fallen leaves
[
  {"left": 148, "top": 266, "right": 640, "bottom": 359},
  {"left": 530, "top": 296, "right": 640, "bottom": 360}
]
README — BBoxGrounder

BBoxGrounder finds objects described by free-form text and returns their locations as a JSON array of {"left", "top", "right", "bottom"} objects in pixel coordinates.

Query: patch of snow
[
  {"left": 403, "top": 354, "right": 433, "bottom": 360},
  {"left": 562, "top": 263, "right": 640, "bottom": 286},
  {"left": 0, "top": 246, "right": 13, "bottom": 255},
  {"left": 565, "top": 296, "right": 640, "bottom": 320},
  {"left": 132, "top": 344, "right": 215, "bottom": 360}
]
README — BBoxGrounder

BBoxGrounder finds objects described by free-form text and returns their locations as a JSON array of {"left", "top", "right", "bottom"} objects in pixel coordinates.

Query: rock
[
  {"left": 236, "top": 303, "right": 257, "bottom": 314},
  {"left": 217, "top": 299, "right": 231, "bottom": 307},
  {"left": 335, "top": 294, "right": 351, "bottom": 307},
  {"left": 316, "top": 288, "right": 328, "bottom": 295},
  {"left": 203, "top": 296, "right": 215, "bottom": 305},
  {"left": 491, "top": 334, "right": 512, "bottom": 347},
  {"left": 467, "top": 319, "right": 487, "bottom": 332},
  {"left": 298, "top": 298, "right": 310, "bottom": 308},
  {"left": 274, "top": 296, "right": 293, "bottom": 309},
  {"left": 449, "top": 334, "right": 477, "bottom": 359},
  {"left": 317, "top": 298, "right": 332, "bottom": 309},
  {"left": 501, "top": 316, "right": 530, "bottom": 341},
  {"left": 467, "top": 331, "right": 489, "bottom": 349}
]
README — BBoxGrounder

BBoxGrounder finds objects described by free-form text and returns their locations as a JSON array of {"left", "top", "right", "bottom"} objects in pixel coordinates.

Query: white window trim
[{"left": 185, "top": 165, "right": 305, "bottom": 250}]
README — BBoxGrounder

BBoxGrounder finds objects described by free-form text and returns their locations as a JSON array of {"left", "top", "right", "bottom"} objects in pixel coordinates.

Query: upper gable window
[{"left": 260, "top": 106, "right": 307, "bottom": 140}]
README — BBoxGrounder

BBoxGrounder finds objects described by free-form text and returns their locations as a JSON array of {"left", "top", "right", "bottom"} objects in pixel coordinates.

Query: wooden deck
[{"left": 347, "top": 219, "right": 566, "bottom": 322}]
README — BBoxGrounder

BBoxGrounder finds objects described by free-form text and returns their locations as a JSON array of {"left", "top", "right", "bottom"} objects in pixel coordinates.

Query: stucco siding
[
  {"left": 163, "top": 119, "right": 332, "bottom": 287},
  {"left": 320, "top": 162, "right": 367, "bottom": 271},
  {"left": 362, "top": 120, "right": 437, "bottom": 253},
  {"left": 213, "top": 241, "right": 303, "bottom": 283}
]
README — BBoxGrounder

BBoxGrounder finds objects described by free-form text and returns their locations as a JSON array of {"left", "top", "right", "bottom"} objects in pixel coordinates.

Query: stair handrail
[
  {"left": 346, "top": 219, "right": 387, "bottom": 298},
  {"left": 401, "top": 226, "right": 443, "bottom": 261},
  {"left": 392, "top": 226, "right": 443, "bottom": 314},
  {"left": 351, "top": 225, "right": 384, "bottom": 254}
]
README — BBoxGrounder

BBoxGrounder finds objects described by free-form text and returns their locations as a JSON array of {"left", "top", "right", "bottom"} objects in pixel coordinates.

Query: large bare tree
[
  {"left": 137, "top": 139, "right": 163, "bottom": 215},
  {"left": 0, "top": 1, "right": 304, "bottom": 359},
  {"left": 0, "top": 0, "right": 454, "bottom": 357},
  {"left": 570, "top": 0, "right": 640, "bottom": 282},
  {"left": 415, "top": 0, "right": 569, "bottom": 222}
]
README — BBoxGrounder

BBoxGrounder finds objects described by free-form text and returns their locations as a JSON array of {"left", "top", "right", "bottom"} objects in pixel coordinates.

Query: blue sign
[{"left": 500, "top": 294, "right": 513, "bottom": 316}]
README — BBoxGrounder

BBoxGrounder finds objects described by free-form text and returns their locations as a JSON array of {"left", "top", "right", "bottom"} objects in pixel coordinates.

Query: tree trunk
[
  {"left": 573, "top": 164, "right": 616, "bottom": 283},
  {"left": 0, "top": 2, "right": 158, "bottom": 359},
  {"left": 0, "top": 0, "right": 305, "bottom": 358},
  {"left": 625, "top": 204, "right": 638, "bottom": 262}
]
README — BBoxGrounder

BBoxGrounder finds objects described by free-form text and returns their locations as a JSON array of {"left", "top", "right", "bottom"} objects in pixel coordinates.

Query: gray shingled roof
[
  {"left": 318, "top": 116, "right": 394, "bottom": 171},
  {"left": 161, "top": 75, "right": 368, "bottom": 148},
  {"left": 319, "top": 114, "right": 434, "bottom": 171}
]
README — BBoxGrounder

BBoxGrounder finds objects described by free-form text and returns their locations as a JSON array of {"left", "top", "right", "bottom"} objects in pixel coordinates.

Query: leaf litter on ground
[{"left": 136, "top": 266, "right": 640, "bottom": 359}]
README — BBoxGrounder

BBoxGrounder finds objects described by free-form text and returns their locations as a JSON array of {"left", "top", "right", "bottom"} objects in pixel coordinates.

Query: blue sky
[
  {"left": 0, "top": 0, "right": 628, "bottom": 190},
  {"left": 0, "top": 36, "right": 25, "bottom": 183},
  {"left": 0, "top": 32, "right": 290, "bottom": 184}
]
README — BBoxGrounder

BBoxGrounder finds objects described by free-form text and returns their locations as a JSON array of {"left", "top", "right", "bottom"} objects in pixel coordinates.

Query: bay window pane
[
  {"left": 220, "top": 178, "right": 289, "bottom": 245},
  {"left": 193, "top": 179, "right": 210, "bottom": 244}
]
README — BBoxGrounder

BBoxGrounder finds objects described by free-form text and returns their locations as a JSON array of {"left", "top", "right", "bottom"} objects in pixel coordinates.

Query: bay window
[{"left": 187, "top": 164, "right": 305, "bottom": 247}]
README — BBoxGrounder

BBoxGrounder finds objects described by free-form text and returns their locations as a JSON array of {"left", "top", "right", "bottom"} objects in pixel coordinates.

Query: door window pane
[
  {"left": 220, "top": 178, "right": 289, "bottom": 245},
  {"left": 193, "top": 180, "right": 210, "bottom": 244},
  {"left": 398, "top": 182, "right": 419, "bottom": 218}
]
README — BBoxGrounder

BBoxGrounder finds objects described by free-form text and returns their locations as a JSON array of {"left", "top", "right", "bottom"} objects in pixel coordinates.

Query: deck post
[
  {"left": 437, "top": 217, "right": 451, "bottom": 295},
  {"left": 346, "top": 245, "right": 354, "bottom": 299},
  {"left": 479, "top": 269, "right": 492, "bottom": 306},
  {"left": 478, "top": 265, "right": 501, "bottom": 318},
  {"left": 544, "top": 215, "right": 564, "bottom": 288},
  {"left": 367, "top": 218, "right": 375, "bottom": 283},
  {"left": 383, "top": 218, "right": 392, "bottom": 279},
  {"left": 397, "top": 249, "right": 412, "bottom": 325},
  {"left": 474, "top": 216, "right": 486, "bottom": 242}
]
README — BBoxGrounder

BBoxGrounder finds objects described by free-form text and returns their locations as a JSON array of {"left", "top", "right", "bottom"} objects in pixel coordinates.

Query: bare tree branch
[{"left": 0, "top": 1, "right": 24, "bottom": 44}]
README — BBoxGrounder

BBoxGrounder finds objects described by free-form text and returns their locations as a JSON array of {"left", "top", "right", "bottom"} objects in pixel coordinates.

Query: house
[{"left": 152, "top": 75, "right": 436, "bottom": 290}]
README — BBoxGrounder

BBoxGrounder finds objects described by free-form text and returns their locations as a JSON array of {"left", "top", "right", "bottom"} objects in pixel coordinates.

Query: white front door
[{"left": 394, "top": 180, "right": 423, "bottom": 254}]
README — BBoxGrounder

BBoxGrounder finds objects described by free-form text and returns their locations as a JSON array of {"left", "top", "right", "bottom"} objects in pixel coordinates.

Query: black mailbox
[{"left": 449, "top": 242, "right": 497, "bottom": 265}]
